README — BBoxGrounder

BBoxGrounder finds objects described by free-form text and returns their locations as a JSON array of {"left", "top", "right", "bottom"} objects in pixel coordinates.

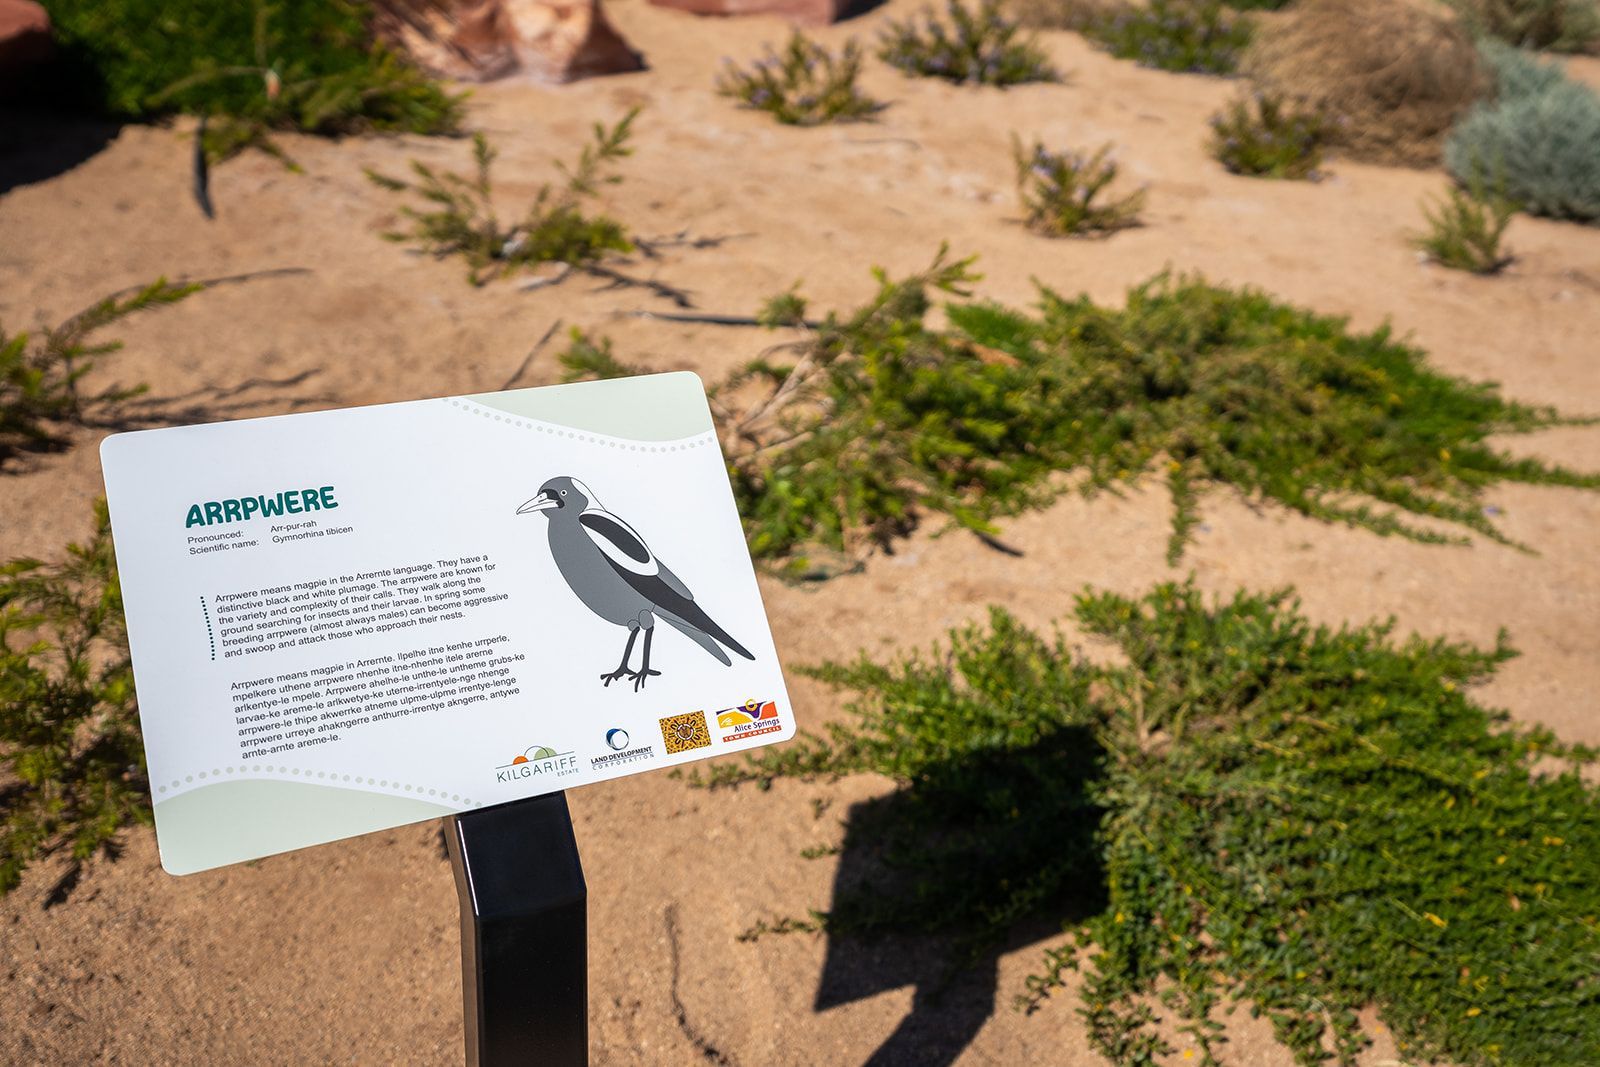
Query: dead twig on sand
[
  {"left": 622, "top": 309, "right": 824, "bottom": 329},
  {"left": 502, "top": 320, "right": 564, "bottom": 390}
]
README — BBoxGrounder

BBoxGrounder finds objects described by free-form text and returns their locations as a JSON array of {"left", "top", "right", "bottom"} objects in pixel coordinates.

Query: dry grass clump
[{"left": 1245, "top": 0, "right": 1490, "bottom": 167}]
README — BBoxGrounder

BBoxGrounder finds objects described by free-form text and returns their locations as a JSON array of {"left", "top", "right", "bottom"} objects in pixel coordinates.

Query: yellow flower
[
  {"left": 1425, "top": 912, "right": 1448, "bottom": 928},
  {"left": 1543, "top": 836, "right": 1565, "bottom": 846},
  {"left": 1465, "top": 1006, "right": 1482, "bottom": 1018},
  {"left": 1495, "top": 855, "right": 1507, "bottom": 865}
]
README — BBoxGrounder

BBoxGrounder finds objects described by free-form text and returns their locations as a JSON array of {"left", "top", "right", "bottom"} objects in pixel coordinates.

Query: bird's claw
[{"left": 600, "top": 667, "right": 662, "bottom": 690}]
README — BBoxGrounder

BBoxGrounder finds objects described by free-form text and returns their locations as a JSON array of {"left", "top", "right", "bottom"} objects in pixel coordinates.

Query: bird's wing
[
  {"left": 579, "top": 509, "right": 659, "bottom": 577},
  {"left": 654, "top": 558, "right": 695, "bottom": 603},
  {"left": 581, "top": 513, "right": 755, "bottom": 661}
]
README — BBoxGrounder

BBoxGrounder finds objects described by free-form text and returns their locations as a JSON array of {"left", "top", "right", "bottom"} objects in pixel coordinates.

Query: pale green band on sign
[
  {"left": 154, "top": 781, "right": 456, "bottom": 875},
  {"left": 467, "top": 371, "right": 715, "bottom": 441}
]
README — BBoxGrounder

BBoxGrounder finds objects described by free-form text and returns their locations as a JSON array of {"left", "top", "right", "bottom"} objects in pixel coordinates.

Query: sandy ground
[{"left": 3, "top": 4, "right": 1599, "bottom": 1064}]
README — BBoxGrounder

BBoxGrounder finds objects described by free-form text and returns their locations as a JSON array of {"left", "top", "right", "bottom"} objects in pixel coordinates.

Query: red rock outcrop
[
  {"left": 375, "top": 0, "right": 642, "bottom": 84},
  {"left": 645, "top": 0, "right": 851, "bottom": 25},
  {"left": 0, "top": 0, "right": 52, "bottom": 94}
]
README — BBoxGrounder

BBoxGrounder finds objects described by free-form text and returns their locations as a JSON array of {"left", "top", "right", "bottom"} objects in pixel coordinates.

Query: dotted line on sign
[
  {"left": 200, "top": 597, "right": 215, "bottom": 661},
  {"left": 445, "top": 398, "right": 717, "bottom": 453},
  {"left": 155, "top": 763, "right": 480, "bottom": 808}
]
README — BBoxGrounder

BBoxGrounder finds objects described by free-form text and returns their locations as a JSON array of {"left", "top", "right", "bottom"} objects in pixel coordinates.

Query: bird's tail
[
  {"left": 661, "top": 601, "right": 756, "bottom": 663},
  {"left": 660, "top": 613, "right": 731, "bottom": 665}
]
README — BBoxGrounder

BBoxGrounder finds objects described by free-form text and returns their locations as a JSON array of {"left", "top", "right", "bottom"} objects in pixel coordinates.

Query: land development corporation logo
[
  {"left": 495, "top": 745, "right": 579, "bottom": 784},
  {"left": 718, "top": 699, "right": 781, "bottom": 744},
  {"left": 590, "top": 726, "right": 656, "bottom": 771}
]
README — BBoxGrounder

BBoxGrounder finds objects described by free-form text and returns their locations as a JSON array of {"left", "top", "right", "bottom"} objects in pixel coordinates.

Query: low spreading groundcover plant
[
  {"left": 0, "top": 505, "right": 142, "bottom": 898},
  {"left": 41, "top": 0, "right": 463, "bottom": 163},
  {"left": 563, "top": 251, "right": 1598, "bottom": 571},
  {"left": 700, "top": 580, "right": 1600, "bottom": 1066}
]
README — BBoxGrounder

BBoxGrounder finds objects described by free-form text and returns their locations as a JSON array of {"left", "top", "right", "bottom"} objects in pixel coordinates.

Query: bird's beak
[{"left": 517, "top": 492, "right": 560, "bottom": 514}]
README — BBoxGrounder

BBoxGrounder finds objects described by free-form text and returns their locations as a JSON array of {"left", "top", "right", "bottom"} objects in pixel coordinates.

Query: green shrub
[
  {"left": 1445, "top": 45, "right": 1600, "bottom": 224},
  {"left": 367, "top": 110, "right": 639, "bottom": 285},
  {"left": 757, "top": 284, "right": 811, "bottom": 328},
  {"left": 1449, "top": 0, "right": 1600, "bottom": 52},
  {"left": 1414, "top": 177, "right": 1517, "bottom": 274},
  {"left": 41, "top": 0, "right": 463, "bottom": 161},
  {"left": 705, "top": 581, "right": 1600, "bottom": 1065},
  {"left": 717, "top": 33, "right": 885, "bottom": 126},
  {"left": 568, "top": 252, "right": 1598, "bottom": 568},
  {"left": 557, "top": 329, "right": 644, "bottom": 384},
  {"left": 1081, "top": 0, "right": 1253, "bottom": 75},
  {"left": 1, "top": 503, "right": 145, "bottom": 897},
  {"left": 1, "top": 279, "right": 200, "bottom": 468},
  {"left": 1209, "top": 93, "right": 1328, "bottom": 180},
  {"left": 1012, "top": 139, "right": 1145, "bottom": 236},
  {"left": 879, "top": 0, "right": 1061, "bottom": 87}
]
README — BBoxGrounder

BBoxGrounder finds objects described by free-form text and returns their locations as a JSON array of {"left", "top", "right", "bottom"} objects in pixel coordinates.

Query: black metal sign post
[{"left": 446, "top": 792, "right": 589, "bottom": 1067}]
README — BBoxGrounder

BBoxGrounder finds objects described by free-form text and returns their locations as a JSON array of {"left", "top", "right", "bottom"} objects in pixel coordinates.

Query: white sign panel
[{"left": 100, "top": 373, "right": 793, "bottom": 874}]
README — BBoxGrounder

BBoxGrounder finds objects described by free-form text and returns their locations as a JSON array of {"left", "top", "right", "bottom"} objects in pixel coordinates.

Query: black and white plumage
[{"left": 517, "top": 475, "right": 753, "bottom": 690}]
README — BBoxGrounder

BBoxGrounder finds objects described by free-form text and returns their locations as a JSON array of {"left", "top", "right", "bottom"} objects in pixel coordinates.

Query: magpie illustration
[{"left": 517, "top": 476, "right": 754, "bottom": 690}]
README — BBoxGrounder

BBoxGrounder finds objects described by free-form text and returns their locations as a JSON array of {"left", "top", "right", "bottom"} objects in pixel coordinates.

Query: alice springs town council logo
[
  {"left": 495, "top": 744, "right": 579, "bottom": 784},
  {"left": 717, "top": 698, "right": 781, "bottom": 744}
]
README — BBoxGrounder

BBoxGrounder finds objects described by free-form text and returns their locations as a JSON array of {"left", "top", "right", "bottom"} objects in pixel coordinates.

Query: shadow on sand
[
  {"left": 0, "top": 110, "right": 125, "bottom": 196},
  {"left": 810, "top": 725, "right": 1108, "bottom": 1066}
]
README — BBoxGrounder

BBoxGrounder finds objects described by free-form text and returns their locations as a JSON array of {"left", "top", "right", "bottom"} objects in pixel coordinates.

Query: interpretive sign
[{"left": 101, "top": 373, "right": 794, "bottom": 875}]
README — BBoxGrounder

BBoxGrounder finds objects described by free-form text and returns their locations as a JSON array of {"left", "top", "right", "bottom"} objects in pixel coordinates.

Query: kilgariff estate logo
[
  {"left": 718, "top": 698, "right": 781, "bottom": 744},
  {"left": 590, "top": 727, "right": 656, "bottom": 771},
  {"left": 496, "top": 744, "right": 579, "bottom": 783}
]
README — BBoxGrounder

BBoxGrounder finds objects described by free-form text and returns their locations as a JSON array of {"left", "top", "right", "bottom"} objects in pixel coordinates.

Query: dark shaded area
[
  {"left": 2, "top": 367, "right": 333, "bottom": 475},
  {"left": 813, "top": 726, "right": 1107, "bottom": 1066},
  {"left": 42, "top": 836, "right": 123, "bottom": 909},
  {"left": 97, "top": 367, "right": 335, "bottom": 431},
  {"left": 2, "top": 363, "right": 334, "bottom": 473},
  {"left": 839, "top": 0, "right": 892, "bottom": 22},
  {"left": 0, "top": 108, "right": 124, "bottom": 195}
]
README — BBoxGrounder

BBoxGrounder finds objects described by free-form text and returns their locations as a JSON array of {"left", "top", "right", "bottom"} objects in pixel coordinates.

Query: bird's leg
[
  {"left": 630, "top": 615, "right": 662, "bottom": 691},
  {"left": 601, "top": 625, "right": 641, "bottom": 687}
]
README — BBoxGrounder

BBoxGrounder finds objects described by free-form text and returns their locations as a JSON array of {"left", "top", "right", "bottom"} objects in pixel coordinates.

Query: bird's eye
[{"left": 560, "top": 490, "right": 567, "bottom": 496}]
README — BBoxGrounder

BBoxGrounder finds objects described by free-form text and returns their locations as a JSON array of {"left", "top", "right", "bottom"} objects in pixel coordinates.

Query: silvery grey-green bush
[{"left": 1446, "top": 43, "right": 1600, "bottom": 224}]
